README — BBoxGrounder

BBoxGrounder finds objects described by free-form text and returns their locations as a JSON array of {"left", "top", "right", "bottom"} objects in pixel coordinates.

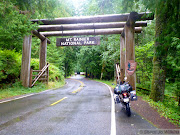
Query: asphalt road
[{"left": 0, "top": 75, "right": 156, "bottom": 135}]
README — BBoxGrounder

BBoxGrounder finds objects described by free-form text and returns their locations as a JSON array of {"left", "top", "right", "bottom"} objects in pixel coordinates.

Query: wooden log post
[
  {"left": 39, "top": 38, "right": 47, "bottom": 83},
  {"left": 20, "top": 35, "right": 32, "bottom": 87},
  {"left": 120, "top": 32, "right": 125, "bottom": 83},
  {"left": 124, "top": 12, "right": 138, "bottom": 90},
  {"left": 40, "top": 38, "right": 47, "bottom": 70}
]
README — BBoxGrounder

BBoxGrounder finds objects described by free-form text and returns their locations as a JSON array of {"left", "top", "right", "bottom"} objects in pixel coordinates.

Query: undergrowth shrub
[
  {"left": 0, "top": 49, "right": 21, "bottom": 83},
  {"left": 31, "top": 58, "right": 39, "bottom": 69},
  {"left": 49, "top": 64, "right": 64, "bottom": 81}
]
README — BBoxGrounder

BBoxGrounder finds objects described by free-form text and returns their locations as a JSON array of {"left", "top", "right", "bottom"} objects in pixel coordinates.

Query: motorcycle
[{"left": 114, "top": 82, "right": 137, "bottom": 117}]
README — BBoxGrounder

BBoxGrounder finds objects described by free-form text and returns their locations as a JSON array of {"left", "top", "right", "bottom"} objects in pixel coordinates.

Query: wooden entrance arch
[{"left": 21, "top": 12, "right": 154, "bottom": 88}]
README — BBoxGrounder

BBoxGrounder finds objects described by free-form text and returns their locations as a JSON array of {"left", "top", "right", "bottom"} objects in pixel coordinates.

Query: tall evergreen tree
[{"left": 141, "top": 0, "right": 180, "bottom": 102}]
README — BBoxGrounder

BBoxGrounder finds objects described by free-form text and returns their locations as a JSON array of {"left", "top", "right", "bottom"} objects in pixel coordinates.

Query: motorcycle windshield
[{"left": 119, "top": 85, "right": 128, "bottom": 92}]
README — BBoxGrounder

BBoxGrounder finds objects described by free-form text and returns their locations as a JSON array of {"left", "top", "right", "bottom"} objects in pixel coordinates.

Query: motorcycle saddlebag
[{"left": 130, "top": 90, "right": 138, "bottom": 101}]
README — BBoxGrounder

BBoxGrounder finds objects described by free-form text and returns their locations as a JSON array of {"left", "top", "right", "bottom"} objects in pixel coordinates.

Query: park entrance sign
[
  {"left": 20, "top": 12, "right": 154, "bottom": 88},
  {"left": 56, "top": 37, "right": 100, "bottom": 46}
]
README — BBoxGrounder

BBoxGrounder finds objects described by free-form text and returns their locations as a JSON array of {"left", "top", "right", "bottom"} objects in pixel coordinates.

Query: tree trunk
[
  {"left": 85, "top": 67, "right": 88, "bottom": 78},
  {"left": 150, "top": 7, "right": 167, "bottom": 102},
  {"left": 65, "top": 62, "right": 68, "bottom": 77},
  {"left": 100, "top": 63, "right": 105, "bottom": 80},
  {"left": 150, "top": 58, "right": 166, "bottom": 102},
  {"left": 177, "top": 78, "right": 180, "bottom": 106}
]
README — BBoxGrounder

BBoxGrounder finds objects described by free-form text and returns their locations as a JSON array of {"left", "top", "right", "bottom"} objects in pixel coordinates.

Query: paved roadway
[{"left": 0, "top": 75, "right": 155, "bottom": 135}]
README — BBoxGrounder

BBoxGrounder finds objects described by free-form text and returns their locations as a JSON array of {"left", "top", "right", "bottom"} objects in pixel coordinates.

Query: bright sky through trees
[
  {"left": 68, "top": 0, "right": 87, "bottom": 16},
  {"left": 71, "top": 0, "right": 85, "bottom": 7}
]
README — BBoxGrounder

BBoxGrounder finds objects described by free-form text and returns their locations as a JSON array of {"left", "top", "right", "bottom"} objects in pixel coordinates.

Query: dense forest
[{"left": 0, "top": 0, "right": 179, "bottom": 108}]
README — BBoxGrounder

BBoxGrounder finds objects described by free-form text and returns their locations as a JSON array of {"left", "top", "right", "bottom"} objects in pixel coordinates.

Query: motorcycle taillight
[{"left": 123, "top": 93, "right": 127, "bottom": 97}]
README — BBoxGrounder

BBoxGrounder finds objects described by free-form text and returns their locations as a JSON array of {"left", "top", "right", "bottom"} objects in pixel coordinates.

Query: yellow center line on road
[
  {"left": 50, "top": 97, "right": 67, "bottom": 106},
  {"left": 71, "top": 79, "right": 84, "bottom": 94},
  {"left": 50, "top": 79, "right": 84, "bottom": 106},
  {"left": 72, "top": 87, "right": 81, "bottom": 93}
]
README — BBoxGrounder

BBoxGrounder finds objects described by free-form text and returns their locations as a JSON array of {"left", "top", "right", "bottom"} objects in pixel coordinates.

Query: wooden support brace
[{"left": 32, "top": 30, "right": 50, "bottom": 44}]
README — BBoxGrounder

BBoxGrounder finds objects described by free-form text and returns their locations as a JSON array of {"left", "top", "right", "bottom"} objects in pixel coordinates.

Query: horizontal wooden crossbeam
[
  {"left": 32, "top": 12, "right": 153, "bottom": 25},
  {"left": 38, "top": 21, "right": 147, "bottom": 32},
  {"left": 40, "top": 27, "right": 142, "bottom": 37}
]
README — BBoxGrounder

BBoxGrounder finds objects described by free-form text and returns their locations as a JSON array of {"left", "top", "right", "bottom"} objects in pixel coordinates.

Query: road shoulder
[{"left": 131, "top": 96, "right": 179, "bottom": 129}]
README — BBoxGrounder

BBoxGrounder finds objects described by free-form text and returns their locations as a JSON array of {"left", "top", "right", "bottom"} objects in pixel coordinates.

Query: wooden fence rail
[
  {"left": 29, "top": 63, "right": 49, "bottom": 87},
  {"left": 116, "top": 63, "right": 121, "bottom": 84}
]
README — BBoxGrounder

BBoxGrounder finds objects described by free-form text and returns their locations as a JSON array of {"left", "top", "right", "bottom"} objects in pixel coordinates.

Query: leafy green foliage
[
  {"left": 166, "top": 37, "right": 180, "bottom": 81},
  {"left": 0, "top": 49, "right": 21, "bottom": 83},
  {"left": 10, "top": 0, "right": 72, "bottom": 18},
  {"left": 135, "top": 41, "right": 154, "bottom": 89},
  {"left": 81, "top": 0, "right": 115, "bottom": 15},
  {"left": 30, "top": 58, "right": 39, "bottom": 69},
  {"left": 77, "top": 45, "right": 102, "bottom": 78},
  {"left": 0, "top": 1, "right": 37, "bottom": 51},
  {"left": 76, "top": 35, "right": 120, "bottom": 80},
  {"left": 49, "top": 64, "right": 64, "bottom": 81},
  {"left": 166, "top": 37, "right": 180, "bottom": 99}
]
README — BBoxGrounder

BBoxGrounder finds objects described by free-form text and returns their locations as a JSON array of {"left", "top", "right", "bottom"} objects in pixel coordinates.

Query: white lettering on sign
[
  {"left": 56, "top": 37, "right": 100, "bottom": 46},
  {"left": 66, "top": 38, "right": 72, "bottom": 42},
  {"left": 61, "top": 42, "right": 82, "bottom": 46},
  {"left": 84, "top": 41, "right": 95, "bottom": 44},
  {"left": 74, "top": 37, "right": 90, "bottom": 42}
]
